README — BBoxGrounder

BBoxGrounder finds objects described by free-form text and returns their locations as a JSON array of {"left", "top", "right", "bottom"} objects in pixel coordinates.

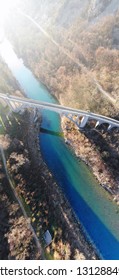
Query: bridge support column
[
  {"left": 95, "top": 120, "right": 104, "bottom": 128},
  {"left": 79, "top": 116, "right": 89, "bottom": 129},
  {"left": 75, "top": 116, "right": 80, "bottom": 126},
  {"left": 6, "top": 99, "right": 14, "bottom": 111},
  {"left": 107, "top": 124, "right": 115, "bottom": 131},
  {"left": 0, "top": 97, "right": 8, "bottom": 108}
]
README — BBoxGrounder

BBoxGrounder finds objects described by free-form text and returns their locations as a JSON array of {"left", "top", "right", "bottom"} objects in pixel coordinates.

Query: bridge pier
[
  {"left": 64, "top": 114, "right": 89, "bottom": 129},
  {"left": 75, "top": 116, "right": 81, "bottom": 126},
  {"left": 107, "top": 124, "right": 116, "bottom": 131},
  {"left": 95, "top": 120, "right": 104, "bottom": 128},
  {"left": 6, "top": 99, "right": 14, "bottom": 111},
  {"left": 79, "top": 116, "right": 89, "bottom": 129}
]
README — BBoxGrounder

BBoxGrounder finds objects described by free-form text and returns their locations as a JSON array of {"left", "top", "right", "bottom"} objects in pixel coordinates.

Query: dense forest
[{"left": 4, "top": 0, "right": 119, "bottom": 116}]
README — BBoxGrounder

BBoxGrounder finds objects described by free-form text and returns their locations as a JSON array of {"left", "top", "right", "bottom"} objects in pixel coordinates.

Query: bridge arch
[{"left": 63, "top": 113, "right": 118, "bottom": 132}]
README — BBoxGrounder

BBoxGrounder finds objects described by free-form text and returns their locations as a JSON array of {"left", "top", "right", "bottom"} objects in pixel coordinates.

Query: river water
[{"left": 1, "top": 39, "right": 119, "bottom": 260}]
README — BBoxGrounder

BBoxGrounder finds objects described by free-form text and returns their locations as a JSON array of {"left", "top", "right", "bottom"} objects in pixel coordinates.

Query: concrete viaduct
[{"left": 0, "top": 93, "right": 119, "bottom": 131}]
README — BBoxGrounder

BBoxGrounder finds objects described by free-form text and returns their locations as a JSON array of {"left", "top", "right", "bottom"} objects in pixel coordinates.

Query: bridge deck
[{"left": 0, "top": 93, "right": 119, "bottom": 129}]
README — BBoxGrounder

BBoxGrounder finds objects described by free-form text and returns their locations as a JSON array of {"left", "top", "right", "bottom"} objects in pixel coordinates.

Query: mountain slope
[{"left": 4, "top": 0, "right": 119, "bottom": 115}]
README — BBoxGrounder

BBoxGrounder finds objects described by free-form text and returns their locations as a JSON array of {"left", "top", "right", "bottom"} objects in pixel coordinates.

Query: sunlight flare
[{"left": 0, "top": 0, "right": 16, "bottom": 25}]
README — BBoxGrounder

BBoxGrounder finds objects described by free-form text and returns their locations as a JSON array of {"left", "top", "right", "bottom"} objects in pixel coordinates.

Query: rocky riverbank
[
  {"left": 61, "top": 116, "right": 119, "bottom": 202},
  {"left": 0, "top": 109, "right": 98, "bottom": 260}
]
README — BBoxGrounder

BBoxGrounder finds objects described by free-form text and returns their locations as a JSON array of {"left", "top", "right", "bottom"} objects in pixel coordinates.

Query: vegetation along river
[{"left": 1, "top": 39, "right": 119, "bottom": 260}]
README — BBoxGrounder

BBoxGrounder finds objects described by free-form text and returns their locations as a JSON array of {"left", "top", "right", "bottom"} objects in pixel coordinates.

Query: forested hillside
[
  {"left": 0, "top": 57, "right": 19, "bottom": 95},
  {"left": 5, "top": 0, "right": 119, "bottom": 116}
]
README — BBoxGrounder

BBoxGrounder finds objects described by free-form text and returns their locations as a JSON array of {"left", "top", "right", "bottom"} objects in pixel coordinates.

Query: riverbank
[
  {"left": 1, "top": 109, "right": 98, "bottom": 260},
  {"left": 61, "top": 116, "right": 119, "bottom": 202}
]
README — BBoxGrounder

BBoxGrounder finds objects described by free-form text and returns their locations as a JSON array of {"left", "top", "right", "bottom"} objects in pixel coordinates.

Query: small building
[{"left": 43, "top": 230, "right": 52, "bottom": 247}]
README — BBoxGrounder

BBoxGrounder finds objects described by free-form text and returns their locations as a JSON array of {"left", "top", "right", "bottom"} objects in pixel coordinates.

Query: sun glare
[
  {"left": 0, "top": 38, "right": 23, "bottom": 69},
  {"left": 0, "top": 0, "right": 16, "bottom": 25}
]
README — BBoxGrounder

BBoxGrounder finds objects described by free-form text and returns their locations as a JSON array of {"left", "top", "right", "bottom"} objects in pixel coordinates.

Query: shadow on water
[{"left": 40, "top": 127, "right": 63, "bottom": 137}]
